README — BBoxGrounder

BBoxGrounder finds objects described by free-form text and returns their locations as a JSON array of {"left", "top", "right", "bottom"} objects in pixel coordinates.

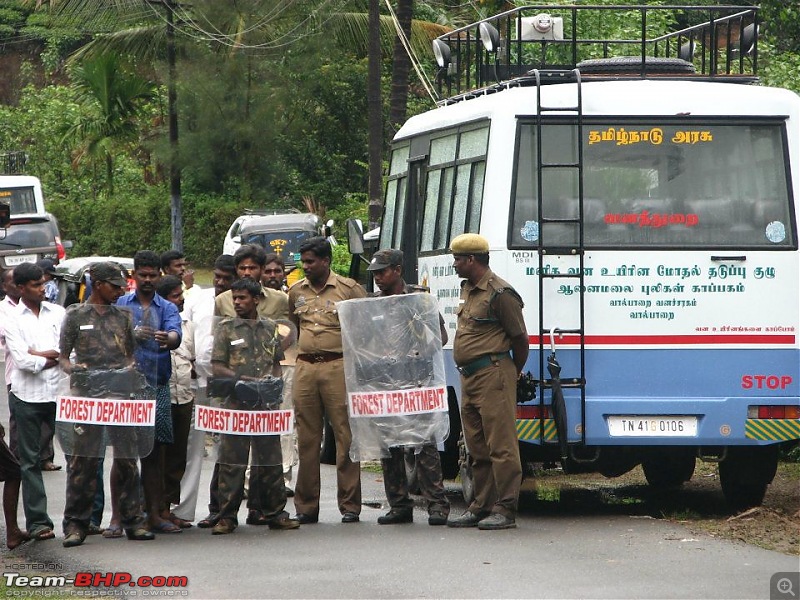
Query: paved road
[{"left": 0, "top": 372, "right": 796, "bottom": 599}]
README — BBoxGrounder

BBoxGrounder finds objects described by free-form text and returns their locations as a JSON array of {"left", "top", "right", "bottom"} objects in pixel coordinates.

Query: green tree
[{"left": 62, "top": 52, "right": 155, "bottom": 197}]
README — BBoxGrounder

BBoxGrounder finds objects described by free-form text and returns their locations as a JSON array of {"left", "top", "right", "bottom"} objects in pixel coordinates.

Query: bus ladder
[{"left": 532, "top": 69, "right": 588, "bottom": 455}]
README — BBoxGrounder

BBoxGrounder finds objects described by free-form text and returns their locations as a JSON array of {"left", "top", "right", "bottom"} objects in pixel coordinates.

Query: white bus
[{"left": 378, "top": 4, "right": 800, "bottom": 509}]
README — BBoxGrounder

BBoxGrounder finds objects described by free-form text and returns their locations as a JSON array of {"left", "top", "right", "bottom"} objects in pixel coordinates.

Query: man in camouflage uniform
[
  {"left": 59, "top": 262, "right": 154, "bottom": 547},
  {"left": 366, "top": 249, "right": 450, "bottom": 526},
  {"left": 209, "top": 278, "right": 299, "bottom": 534},
  {"left": 446, "top": 234, "right": 528, "bottom": 531},
  {"left": 199, "top": 244, "right": 290, "bottom": 529}
]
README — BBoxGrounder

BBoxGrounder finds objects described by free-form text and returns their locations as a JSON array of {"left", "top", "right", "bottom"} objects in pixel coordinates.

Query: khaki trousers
[
  {"left": 293, "top": 359, "right": 361, "bottom": 517},
  {"left": 460, "top": 357, "right": 522, "bottom": 518}
]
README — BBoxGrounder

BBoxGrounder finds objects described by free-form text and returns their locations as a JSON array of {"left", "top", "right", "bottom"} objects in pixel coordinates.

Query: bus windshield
[{"left": 511, "top": 119, "right": 795, "bottom": 249}]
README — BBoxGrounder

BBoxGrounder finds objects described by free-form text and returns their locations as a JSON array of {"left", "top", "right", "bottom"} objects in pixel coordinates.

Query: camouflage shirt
[
  {"left": 60, "top": 303, "right": 136, "bottom": 370},
  {"left": 211, "top": 317, "right": 281, "bottom": 379}
]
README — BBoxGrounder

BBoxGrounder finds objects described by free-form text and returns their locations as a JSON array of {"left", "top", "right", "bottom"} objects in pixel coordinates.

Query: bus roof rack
[
  {"left": 243, "top": 208, "right": 302, "bottom": 216},
  {"left": 433, "top": 4, "right": 759, "bottom": 103}
]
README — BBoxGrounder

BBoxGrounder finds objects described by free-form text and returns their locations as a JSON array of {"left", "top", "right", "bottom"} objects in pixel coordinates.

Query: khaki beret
[{"left": 450, "top": 233, "right": 489, "bottom": 254}]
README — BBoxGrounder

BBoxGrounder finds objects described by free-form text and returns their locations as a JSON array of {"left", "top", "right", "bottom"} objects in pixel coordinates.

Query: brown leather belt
[{"left": 297, "top": 352, "right": 344, "bottom": 364}]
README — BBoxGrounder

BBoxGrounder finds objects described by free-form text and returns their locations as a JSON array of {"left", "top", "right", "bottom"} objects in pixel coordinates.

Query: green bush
[{"left": 0, "top": 7, "right": 24, "bottom": 29}]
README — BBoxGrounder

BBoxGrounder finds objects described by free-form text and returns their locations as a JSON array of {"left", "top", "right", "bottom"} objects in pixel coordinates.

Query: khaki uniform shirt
[
  {"left": 288, "top": 271, "right": 367, "bottom": 354},
  {"left": 214, "top": 286, "right": 289, "bottom": 321},
  {"left": 453, "top": 269, "right": 526, "bottom": 366}
]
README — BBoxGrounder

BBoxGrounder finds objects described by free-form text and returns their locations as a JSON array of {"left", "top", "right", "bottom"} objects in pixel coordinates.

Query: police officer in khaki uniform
[
  {"left": 446, "top": 234, "right": 528, "bottom": 530},
  {"left": 289, "top": 237, "right": 366, "bottom": 524}
]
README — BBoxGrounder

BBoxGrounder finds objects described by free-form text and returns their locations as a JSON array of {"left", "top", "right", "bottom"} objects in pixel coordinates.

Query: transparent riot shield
[
  {"left": 194, "top": 316, "right": 295, "bottom": 467},
  {"left": 56, "top": 303, "right": 155, "bottom": 459},
  {"left": 338, "top": 293, "right": 450, "bottom": 461}
]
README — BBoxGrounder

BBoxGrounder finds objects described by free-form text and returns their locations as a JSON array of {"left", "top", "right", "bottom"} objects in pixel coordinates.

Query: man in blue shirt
[{"left": 116, "top": 250, "right": 182, "bottom": 534}]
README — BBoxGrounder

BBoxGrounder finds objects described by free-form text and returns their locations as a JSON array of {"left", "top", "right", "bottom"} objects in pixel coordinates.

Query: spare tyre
[{"left": 576, "top": 56, "right": 695, "bottom": 75}]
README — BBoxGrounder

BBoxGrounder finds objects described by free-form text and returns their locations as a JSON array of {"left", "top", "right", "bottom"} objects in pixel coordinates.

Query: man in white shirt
[
  {"left": 157, "top": 275, "right": 195, "bottom": 529},
  {"left": 171, "top": 254, "right": 236, "bottom": 524},
  {"left": 4, "top": 263, "right": 66, "bottom": 541}
]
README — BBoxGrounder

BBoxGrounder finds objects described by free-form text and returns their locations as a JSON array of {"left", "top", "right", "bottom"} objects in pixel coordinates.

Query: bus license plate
[
  {"left": 607, "top": 416, "right": 697, "bottom": 437},
  {"left": 4, "top": 254, "right": 36, "bottom": 266}
]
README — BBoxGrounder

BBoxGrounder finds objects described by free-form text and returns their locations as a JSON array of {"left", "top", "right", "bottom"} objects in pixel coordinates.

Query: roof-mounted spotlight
[
  {"left": 739, "top": 23, "right": 758, "bottom": 56},
  {"left": 432, "top": 39, "right": 452, "bottom": 69},
  {"left": 679, "top": 40, "right": 695, "bottom": 62},
  {"left": 479, "top": 22, "right": 500, "bottom": 54}
]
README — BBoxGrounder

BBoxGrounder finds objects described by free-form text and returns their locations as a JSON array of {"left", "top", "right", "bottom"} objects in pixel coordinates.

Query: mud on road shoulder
[{"left": 516, "top": 461, "right": 800, "bottom": 555}]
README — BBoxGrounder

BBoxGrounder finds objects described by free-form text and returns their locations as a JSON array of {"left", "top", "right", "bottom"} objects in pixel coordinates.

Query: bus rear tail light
[
  {"left": 748, "top": 405, "right": 800, "bottom": 419},
  {"left": 516, "top": 405, "right": 552, "bottom": 419}
]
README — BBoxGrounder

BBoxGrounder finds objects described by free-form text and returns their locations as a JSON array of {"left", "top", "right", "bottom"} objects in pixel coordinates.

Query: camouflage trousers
[
  {"left": 63, "top": 455, "right": 145, "bottom": 536},
  {"left": 217, "top": 435, "right": 287, "bottom": 525},
  {"left": 381, "top": 445, "right": 449, "bottom": 515}
]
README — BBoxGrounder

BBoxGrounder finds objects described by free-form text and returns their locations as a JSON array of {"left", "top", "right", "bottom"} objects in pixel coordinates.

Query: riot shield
[
  {"left": 338, "top": 293, "right": 450, "bottom": 461},
  {"left": 195, "top": 316, "right": 295, "bottom": 466},
  {"left": 56, "top": 303, "right": 155, "bottom": 459}
]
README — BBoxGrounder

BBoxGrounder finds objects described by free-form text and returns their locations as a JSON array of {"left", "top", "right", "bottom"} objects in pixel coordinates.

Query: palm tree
[{"left": 62, "top": 52, "right": 155, "bottom": 197}]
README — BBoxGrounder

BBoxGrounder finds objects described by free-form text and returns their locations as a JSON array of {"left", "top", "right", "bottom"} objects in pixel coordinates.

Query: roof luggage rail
[{"left": 432, "top": 4, "right": 759, "bottom": 103}]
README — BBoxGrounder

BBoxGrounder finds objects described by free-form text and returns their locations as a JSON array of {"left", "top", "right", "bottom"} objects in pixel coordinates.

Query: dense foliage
[{"left": 0, "top": 0, "right": 798, "bottom": 269}]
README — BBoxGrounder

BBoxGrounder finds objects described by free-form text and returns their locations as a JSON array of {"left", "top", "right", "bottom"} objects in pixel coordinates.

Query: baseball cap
[
  {"left": 36, "top": 258, "right": 56, "bottom": 275},
  {"left": 367, "top": 249, "right": 403, "bottom": 271},
  {"left": 90, "top": 261, "right": 128, "bottom": 288}
]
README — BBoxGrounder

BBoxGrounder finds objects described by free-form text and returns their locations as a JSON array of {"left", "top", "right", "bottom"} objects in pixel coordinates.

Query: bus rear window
[{"left": 511, "top": 120, "right": 795, "bottom": 249}]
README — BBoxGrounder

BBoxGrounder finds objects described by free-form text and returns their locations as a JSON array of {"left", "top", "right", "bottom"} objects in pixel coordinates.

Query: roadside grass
[
  {"left": 361, "top": 461, "right": 383, "bottom": 474},
  {"left": 535, "top": 483, "right": 561, "bottom": 502},
  {"left": 660, "top": 507, "right": 703, "bottom": 521}
]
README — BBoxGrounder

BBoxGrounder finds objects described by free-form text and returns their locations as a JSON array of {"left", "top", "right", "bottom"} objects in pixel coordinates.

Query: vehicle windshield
[
  {"left": 241, "top": 230, "right": 317, "bottom": 265},
  {"left": 511, "top": 119, "right": 794, "bottom": 249},
  {"left": 0, "top": 187, "right": 37, "bottom": 215}
]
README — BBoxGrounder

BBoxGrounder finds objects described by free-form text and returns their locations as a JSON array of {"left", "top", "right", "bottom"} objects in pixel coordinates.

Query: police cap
[
  {"left": 90, "top": 261, "right": 128, "bottom": 288},
  {"left": 367, "top": 249, "right": 403, "bottom": 271},
  {"left": 450, "top": 233, "right": 489, "bottom": 255}
]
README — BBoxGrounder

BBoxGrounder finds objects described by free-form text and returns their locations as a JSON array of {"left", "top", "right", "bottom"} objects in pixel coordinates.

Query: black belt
[
  {"left": 456, "top": 352, "right": 510, "bottom": 377},
  {"left": 297, "top": 352, "right": 343, "bottom": 364}
]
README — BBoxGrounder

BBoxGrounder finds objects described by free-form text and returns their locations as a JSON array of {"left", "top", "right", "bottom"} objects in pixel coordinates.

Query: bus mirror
[
  {"left": 323, "top": 219, "right": 334, "bottom": 239},
  {"left": 0, "top": 202, "right": 9, "bottom": 228},
  {"left": 346, "top": 219, "right": 365, "bottom": 255}
]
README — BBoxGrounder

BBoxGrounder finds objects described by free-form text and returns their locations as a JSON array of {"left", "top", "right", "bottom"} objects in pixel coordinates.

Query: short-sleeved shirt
[
  {"left": 116, "top": 292, "right": 182, "bottom": 386},
  {"left": 211, "top": 317, "right": 280, "bottom": 379},
  {"left": 288, "top": 271, "right": 367, "bottom": 354},
  {"left": 453, "top": 269, "right": 527, "bottom": 366},
  {"left": 214, "top": 286, "right": 288, "bottom": 321},
  {"left": 60, "top": 303, "right": 136, "bottom": 370}
]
